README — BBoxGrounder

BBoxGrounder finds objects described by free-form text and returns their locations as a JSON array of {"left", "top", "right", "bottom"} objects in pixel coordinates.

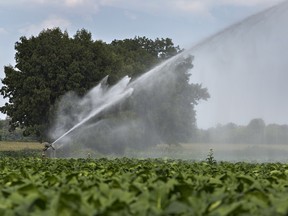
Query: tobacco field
[{"left": 1, "top": 157, "right": 288, "bottom": 215}]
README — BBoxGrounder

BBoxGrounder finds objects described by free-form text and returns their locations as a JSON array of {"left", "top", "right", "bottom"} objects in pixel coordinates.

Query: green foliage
[
  {"left": 0, "top": 28, "right": 209, "bottom": 145},
  {"left": 110, "top": 37, "right": 181, "bottom": 80},
  {"left": 0, "top": 119, "right": 37, "bottom": 141},
  {"left": 1, "top": 158, "right": 288, "bottom": 215},
  {"left": 206, "top": 149, "right": 217, "bottom": 165},
  {"left": 0, "top": 28, "right": 121, "bottom": 139},
  {"left": 0, "top": 149, "right": 41, "bottom": 158}
]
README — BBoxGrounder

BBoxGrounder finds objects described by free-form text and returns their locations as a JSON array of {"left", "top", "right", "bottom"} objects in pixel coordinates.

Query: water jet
[{"left": 49, "top": 0, "right": 288, "bottom": 160}]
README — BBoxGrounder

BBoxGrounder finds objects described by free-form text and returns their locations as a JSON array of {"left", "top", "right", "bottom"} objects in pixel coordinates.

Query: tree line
[{"left": 196, "top": 118, "right": 288, "bottom": 145}]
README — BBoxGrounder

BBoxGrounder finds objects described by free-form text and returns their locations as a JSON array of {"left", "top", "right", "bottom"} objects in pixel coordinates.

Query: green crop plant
[
  {"left": 206, "top": 148, "right": 217, "bottom": 165},
  {"left": 1, "top": 158, "right": 288, "bottom": 215}
]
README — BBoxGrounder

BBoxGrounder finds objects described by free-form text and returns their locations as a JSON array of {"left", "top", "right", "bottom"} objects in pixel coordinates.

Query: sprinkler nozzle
[{"left": 43, "top": 142, "right": 55, "bottom": 151}]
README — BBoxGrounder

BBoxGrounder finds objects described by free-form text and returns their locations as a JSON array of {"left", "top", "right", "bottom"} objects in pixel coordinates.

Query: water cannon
[{"left": 42, "top": 142, "right": 55, "bottom": 151}]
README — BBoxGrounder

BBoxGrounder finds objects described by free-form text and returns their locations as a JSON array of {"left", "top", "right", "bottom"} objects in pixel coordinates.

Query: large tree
[
  {"left": 0, "top": 28, "right": 192, "bottom": 141},
  {"left": 0, "top": 28, "right": 120, "bottom": 139}
]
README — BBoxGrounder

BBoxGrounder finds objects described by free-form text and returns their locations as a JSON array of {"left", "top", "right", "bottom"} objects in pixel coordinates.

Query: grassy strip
[
  {"left": 0, "top": 141, "right": 42, "bottom": 151},
  {"left": 0, "top": 141, "right": 42, "bottom": 158}
]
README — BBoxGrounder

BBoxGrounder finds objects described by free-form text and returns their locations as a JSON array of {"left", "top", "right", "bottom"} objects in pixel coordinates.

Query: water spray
[
  {"left": 51, "top": 76, "right": 134, "bottom": 148},
  {"left": 49, "top": 0, "right": 288, "bottom": 158}
]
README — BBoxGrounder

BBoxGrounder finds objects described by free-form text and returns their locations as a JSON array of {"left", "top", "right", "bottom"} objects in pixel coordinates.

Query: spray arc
[{"left": 49, "top": 0, "right": 288, "bottom": 158}]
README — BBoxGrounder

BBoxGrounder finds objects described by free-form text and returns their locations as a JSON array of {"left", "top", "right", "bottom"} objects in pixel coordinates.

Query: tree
[
  {"left": 246, "top": 118, "right": 266, "bottom": 144},
  {"left": 130, "top": 55, "right": 209, "bottom": 145},
  {"left": 110, "top": 36, "right": 181, "bottom": 80},
  {"left": 0, "top": 28, "right": 209, "bottom": 146},
  {"left": 0, "top": 28, "right": 119, "bottom": 140}
]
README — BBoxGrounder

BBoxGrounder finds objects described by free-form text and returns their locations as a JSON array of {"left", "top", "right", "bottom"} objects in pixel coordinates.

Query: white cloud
[
  {"left": 65, "top": 0, "right": 84, "bottom": 7},
  {"left": 31, "top": 0, "right": 99, "bottom": 9},
  {"left": 64, "top": 0, "right": 99, "bottom": 10},
  {"left": 0, "top": 28, "right": 8, "bottom": 35},
  {"left": 175, "top": 1, "right": 206, "bottom": 12},
  {"left": 220, "top": 0, "right": 283, "bottom": 7},
  {"left": 124, "top": 11, "right": 137, "bottom": 20},
  {"left": 97, "top": 0, "right": 285, "bottom": 16},
  {"left": 0, "top": 0, "right": 99, "bottom": 11},
  {"left": 0, "top": 0, "right": 50, "bottom": 5},
  {"left": 98, "top": 0, "right": 209, "bottom": 14},
  {"left": 19, "top": 15, "right": 71, "bottom": 36},
  {"left": 1, "top": 0, "right": 284, "bottom": 17}
]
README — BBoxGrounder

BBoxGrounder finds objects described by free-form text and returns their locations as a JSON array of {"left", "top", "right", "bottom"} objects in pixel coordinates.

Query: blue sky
[{"left": 0, "top": 0, "right": 285, "bottom": 125}]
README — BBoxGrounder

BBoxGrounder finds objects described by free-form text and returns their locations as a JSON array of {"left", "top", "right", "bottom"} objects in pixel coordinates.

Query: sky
[{"left": 0, "top": 0, "right": 286, "bottom": 127}]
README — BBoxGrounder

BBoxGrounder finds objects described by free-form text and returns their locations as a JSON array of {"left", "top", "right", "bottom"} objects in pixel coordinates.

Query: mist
[
  {"left": 48, "top": 54, "right": 204, "bottom": 158},
  {"left": 48, "top": 0, "right": 288, "bottom": 161},
  {"left": 191, "top": 0, "right": 288, "bottom": 128}
]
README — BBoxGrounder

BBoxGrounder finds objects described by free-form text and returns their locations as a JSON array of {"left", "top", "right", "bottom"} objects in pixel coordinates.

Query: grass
[
  {"left": 1, "top": 141, "right": 288, "bottom": 162},
  {"left": 0, "top": 141, "right": 42, "bottom": 151},
  {"left": 0, "top": 141, "right": 43, "bottom": 158}
]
